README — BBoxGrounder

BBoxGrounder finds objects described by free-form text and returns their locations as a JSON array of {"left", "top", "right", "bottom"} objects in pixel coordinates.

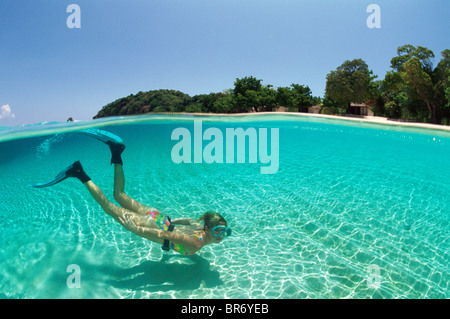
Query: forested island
[{"left": 94, "top": 45, "right": 450, "bottom": 125}]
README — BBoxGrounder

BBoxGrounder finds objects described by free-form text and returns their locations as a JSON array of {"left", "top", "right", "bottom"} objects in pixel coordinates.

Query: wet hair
[{"left": 197, "top": 212, "right": 227, "bottom": 230}]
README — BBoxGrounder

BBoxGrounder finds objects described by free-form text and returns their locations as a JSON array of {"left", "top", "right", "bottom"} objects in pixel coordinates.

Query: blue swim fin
[
  {"left": 28, "top": 161, "right": 90, "bottom": 188},
  {"left": 79, "top": 128, "right": 124, "bottom": 145},
  {"left": 79, "top": 128, "right": 125, "bottom": 165}
]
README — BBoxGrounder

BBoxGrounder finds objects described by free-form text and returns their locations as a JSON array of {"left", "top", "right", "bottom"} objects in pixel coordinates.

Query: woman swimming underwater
[{"left": 29, "top": 130, "right": 231, "bottom": 255}]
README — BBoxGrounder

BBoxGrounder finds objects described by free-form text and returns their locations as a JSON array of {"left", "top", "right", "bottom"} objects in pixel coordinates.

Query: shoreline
[
  {"left": 164, "top": 111, "right": 450, "bottom": 133},
  {"left": 2, "top": 111, "right": 450, "bottom": 143}
]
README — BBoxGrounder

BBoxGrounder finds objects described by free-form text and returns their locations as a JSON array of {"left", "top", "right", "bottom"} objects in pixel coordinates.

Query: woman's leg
[
  {"left": 113, "top": 164, "right": 156, "bottom": 215},
  {"left": 85, "top": 180, "right": 131, "bottom": 222},
  {"left": 106, "top": 139, "right": 155, "bottom": 215},
  {"left": 84, "top": 180, "right": 155, "bottom": 228}
]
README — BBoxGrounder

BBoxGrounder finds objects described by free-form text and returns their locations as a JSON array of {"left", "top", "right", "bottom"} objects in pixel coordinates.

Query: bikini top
[{"left": 170, "top": 233, "right": 204, "bottom": 256}]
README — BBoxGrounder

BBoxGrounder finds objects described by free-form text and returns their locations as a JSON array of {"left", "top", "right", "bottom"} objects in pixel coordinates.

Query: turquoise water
[{"left": 0, "top": 114, "right": 449, "bottom": 299}]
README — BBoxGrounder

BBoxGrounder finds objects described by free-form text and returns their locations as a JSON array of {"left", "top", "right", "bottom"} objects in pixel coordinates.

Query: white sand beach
[{"left": 183, "top": 111, "right": 450, "bottom": 133}]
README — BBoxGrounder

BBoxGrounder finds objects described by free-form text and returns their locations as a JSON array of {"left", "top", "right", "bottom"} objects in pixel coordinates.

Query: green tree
[
  {"left": 231, "top": 76, "right": 277, "bottom": 112},
  {"left": 390, "top": 45, "right": 449, "bottom": 123},
  {"left": 291, "top": 84, "right": 314, "bottom": 112},
  {"left": 382, "top": 71, "right": 404, "bottom": 94},
  {"left": 94, "top": 89, "right": 194, "bottom": 118},
  {"left": 257, "top": 85, "right": 277, "bottom": 112},
  {"left": 275, "top": 84, "right": 317, "bottom": 112},
  {"left": 232, "top": 76, "right": 264, "bottom": 112},
  {"left": 233, "top": 76, "right": 263, "bottom": 96},
  {"left": 194, "top": 93, "right": 226, "bottom": 113},
  {"left": 321, "top": 95, "right": 344, "bottom": 115},
  {"left": 382, "top": 68, "right": 422, "bottom": 120},
  {"left": 365, "top": 79, "right": 385, "bottom": 116},
  {"left": 325, "top": 59, "right": 376, "bottom": 113},
  {"left": 276, "top": 86, "right": 296, "bottom": 109},
  {"left": 213, "top": 94, "right": 235, "bottom": 113},
  {"left": 445, "top": 80, "right": 450, "bottom": 107},
  {"left": 391, "top": 45, "right": 435, "bottom": 73}
]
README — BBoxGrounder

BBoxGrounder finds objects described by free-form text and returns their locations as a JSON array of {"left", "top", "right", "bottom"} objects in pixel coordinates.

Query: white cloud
[{"left": 0, "top": 104, "right": 15, "bottom": 120}]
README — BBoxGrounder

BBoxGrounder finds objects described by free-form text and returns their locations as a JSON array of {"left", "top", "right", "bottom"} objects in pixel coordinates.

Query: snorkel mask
[{"left": 211, "top": 225, "right": 232, "bottom": 238}]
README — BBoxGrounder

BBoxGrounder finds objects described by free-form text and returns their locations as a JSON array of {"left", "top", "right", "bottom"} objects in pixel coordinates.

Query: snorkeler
[{"left": 29, "top": 129, "right": 231, "bottom": 255}]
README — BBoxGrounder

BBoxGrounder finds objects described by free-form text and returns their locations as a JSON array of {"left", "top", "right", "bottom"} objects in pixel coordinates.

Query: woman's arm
[
  {"left": 119, "top": 213, "right": 203, "bottom": 251},
  {"left": 170, "top": 217, "right": 198, "bottom": 225}
]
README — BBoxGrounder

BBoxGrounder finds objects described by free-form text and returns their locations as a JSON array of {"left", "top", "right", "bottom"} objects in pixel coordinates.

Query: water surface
[{"left": 0, "top": 114, "right": 448, "bottom": 298}]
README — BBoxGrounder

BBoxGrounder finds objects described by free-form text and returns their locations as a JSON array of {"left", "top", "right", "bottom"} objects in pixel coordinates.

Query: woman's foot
[
  {"left": 108, "top": 141, "right": 125, "bottom": 165},
  {"left": 79, "top": 129, "right": 125, "bottom": 165}
]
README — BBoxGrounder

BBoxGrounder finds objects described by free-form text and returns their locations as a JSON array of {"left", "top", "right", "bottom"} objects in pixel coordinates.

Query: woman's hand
[{"left": 119, "top": 212, "right": 138, "bottom": 232}]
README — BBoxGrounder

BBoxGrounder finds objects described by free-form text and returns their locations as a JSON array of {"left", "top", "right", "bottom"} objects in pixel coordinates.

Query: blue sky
[{"left": 0, "top": 0, "right": 449, "bottom": 126}]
